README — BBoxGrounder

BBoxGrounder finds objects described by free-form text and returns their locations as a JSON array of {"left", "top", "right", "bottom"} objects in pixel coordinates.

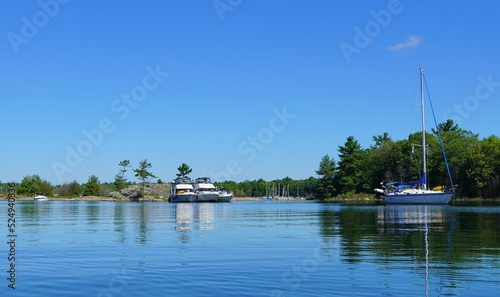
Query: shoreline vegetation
[
  {"left": 1, "top": 191, "right": 495, "bottom": 203},
  {"left": 2, "top": 120, "right": 500, "bottom": 201},
  {"left": 0, "top": 194, "right": 312, "bottom": 202}
]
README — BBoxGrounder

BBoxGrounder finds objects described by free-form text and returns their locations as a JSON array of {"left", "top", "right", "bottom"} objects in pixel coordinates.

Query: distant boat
[
  {"left": 194, "top": 177, "right": 219, "bottom": 202},
  {"left": 218, "top": 190, "right": 233, "bottom": 202},
  {"left": 374, "top": 67, "right": 455, "bottom": 204},
  {"left": 169, "top": 176, "right": 198, "bottom": 203},
  {"left": 33, "top": 195, "right": 49, "bottom": 201}
]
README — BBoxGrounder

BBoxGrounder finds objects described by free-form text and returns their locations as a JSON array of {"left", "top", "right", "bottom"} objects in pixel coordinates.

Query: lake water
[{"left": 1, "top": 200, "right": 499, "bottom": 296}]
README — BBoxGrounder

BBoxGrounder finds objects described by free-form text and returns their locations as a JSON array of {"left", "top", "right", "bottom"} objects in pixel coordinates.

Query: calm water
[{"left": 1, "top": 200, "right": 499, "bottom": 296}]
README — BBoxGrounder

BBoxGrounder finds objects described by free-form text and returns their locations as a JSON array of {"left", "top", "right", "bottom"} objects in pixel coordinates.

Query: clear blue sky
[{"left": 2, "top": 0, "right": 499, "bottom": 185}]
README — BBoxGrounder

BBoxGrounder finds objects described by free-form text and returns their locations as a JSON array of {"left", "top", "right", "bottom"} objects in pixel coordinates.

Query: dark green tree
[
  {"left": 114, "top": 160, "right": 130, "bottom": 191},
  {"left": 58, "top": 181, "right": 82, "bottom": 197},
  {"left": 176, "top": 163, "right": 192, "bottom": 177},
  {"left": 315, "top": 154, "right": 336, "bottom": 198},
  {"left": 465, "top": 144, "right": 492, "bottom": 197},
  {"left": 431, "top": 119, "right": 460, "bottom": 135},
  {"left": 134, "top": 159, "right": 157, "bottom": 198},
  {"left": 371, "top": 132, "right": 392, "bottom": 149},
  {"left": 83, "top": 175, "right": 101, "bottom": 196},
  {"left": 336, "top": 136, "right": 370, "bottom": 194}
]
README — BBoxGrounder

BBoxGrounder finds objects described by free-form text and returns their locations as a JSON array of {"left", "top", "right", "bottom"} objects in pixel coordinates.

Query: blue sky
[{"left": 2, "top": 0, "right": 499, "bottom": 185}]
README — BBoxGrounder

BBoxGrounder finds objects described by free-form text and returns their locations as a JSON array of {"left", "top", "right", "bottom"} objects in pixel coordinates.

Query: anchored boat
[
  {"left": 169, "top": 176, "right": 198, "bottom": 203},
  {"left": 375, "top": 67, "right": 456, "bottom": 204}
]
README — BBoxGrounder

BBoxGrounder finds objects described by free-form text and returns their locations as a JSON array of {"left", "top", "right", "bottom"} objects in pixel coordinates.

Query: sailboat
[{"left": 375, "top": 67, "right": 455, "bottom": 204}]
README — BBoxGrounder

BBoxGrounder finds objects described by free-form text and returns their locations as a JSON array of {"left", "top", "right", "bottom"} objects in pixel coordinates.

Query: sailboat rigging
[{"left": 375, "top": 67, "right": 456, "bottom": 204}]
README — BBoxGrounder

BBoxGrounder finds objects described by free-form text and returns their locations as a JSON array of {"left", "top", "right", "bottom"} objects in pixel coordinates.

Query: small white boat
[
  {"left": 218, "top": 190, "right": 233, "bottom": 202},
  {"left": 33, "top": 195, "right": 49, "bottom": 201}
]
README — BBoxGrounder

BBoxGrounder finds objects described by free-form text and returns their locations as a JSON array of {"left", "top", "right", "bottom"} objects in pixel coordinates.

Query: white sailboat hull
[{"left": 385, "top": 192, "right": 453, "bottom": 204}]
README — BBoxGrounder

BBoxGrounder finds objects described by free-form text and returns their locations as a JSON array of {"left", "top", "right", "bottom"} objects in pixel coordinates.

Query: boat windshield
[
  {"left": 175, "top": 177, "right": 192, "bottom": 184},
  {"left": 195, "top": 177, "right": 212, "bottom": 183}
]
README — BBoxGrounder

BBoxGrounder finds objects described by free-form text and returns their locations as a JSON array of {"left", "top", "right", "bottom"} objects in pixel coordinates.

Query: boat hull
[
  {"left": 196, "top": 192, "right": 219, "bottom": 202},
  {"left": 218, "top": 193, "right": 232, "bottom": 202},
  {"left": 385, "top": 192, "right": 453, "bottom": 204},
  {"left": 169, "top": 194, "right": 198, "bottom": 203},
  {"left": 33, "top": 195, "right": 49, "bottom": 201}
]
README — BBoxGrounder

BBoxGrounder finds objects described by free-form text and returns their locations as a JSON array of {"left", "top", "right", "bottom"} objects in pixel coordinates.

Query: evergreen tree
[
  {"left": 176, "top": 163, "right": 192, "bottom": 177},
  {"left": 114, "top": 160, "right": 130, "bottom": 191},
  {"left": 315, "top": 154, "right": 336, "bottom": 198},
  {"left": 336, "top": 136, "right": 369, "bottom": 194},
  {"left": 134, "top": 159, "right": 157, "bottom": 198},
  {"left": 371, "top": 132, "right": 392, "bottom": 149},
  {"left": 83, "top": 175, "right": 101, "bottom": 196}
]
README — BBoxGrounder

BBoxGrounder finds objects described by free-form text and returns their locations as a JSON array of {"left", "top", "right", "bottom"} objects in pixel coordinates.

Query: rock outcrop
[{"left": 109, "top": 183, "right": 169, "bottom": 202}]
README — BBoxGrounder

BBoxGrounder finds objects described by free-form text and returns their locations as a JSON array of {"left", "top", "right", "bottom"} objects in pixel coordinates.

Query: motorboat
[
  {"left": 169, "top": 176, "right": 197, "bottom": 203},
  {"left": 33, "top": 195, "right": 49, "bottom": 201},
  {"left": 194, "top": 177, "right": 219, "bottom": 202}
]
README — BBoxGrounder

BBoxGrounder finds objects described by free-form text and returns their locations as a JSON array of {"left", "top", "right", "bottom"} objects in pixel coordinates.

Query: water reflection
[
  {"left": 19, "top": 201, "right": 53, "bottom": 221},
  {"left": 377, "top": 205, "right": 450, "bottom": 297},
  {"left": 318, "top": 204, "right": 500, "bottom": 296},
  {"left": 175, "top": 203, "right": 194, "bottom": 232},
  {"left": 377, "top": 205, "right": 449, "bottom": 233}
]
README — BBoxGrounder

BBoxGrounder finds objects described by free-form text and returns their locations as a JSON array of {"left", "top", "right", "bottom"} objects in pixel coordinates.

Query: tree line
[
  {"left": 315, "top": 120, "right": 500, "bottom": 199},
  {"left": 3, "top": 159, "right": 159, "bottom": 198},
  {"left": 2, "top": 120, "right": 499, "bottom": 199}
]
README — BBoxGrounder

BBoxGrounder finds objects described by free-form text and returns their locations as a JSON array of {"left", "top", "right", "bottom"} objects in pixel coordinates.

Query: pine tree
[
  {"left": 315, "top": 154, "right": 336, "bottom": 198},
  {"left": 83, "top": 175, "right": 101, "bottom": 196},
  {"left": 176, "top": 163, "right": 192, "bottom": 177},
  {"left": 336, "top": 136, "right": 369, "bottom": 194},
  {"left": 114, "top": 160, "right": 130, "bottom": 191},
  {"left": 133, "top": 159, "right": 157, "bottom": 198}
]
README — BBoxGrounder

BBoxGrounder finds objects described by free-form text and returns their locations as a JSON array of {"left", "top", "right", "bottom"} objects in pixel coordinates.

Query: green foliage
[
  {"left": 17, "top": 175, "right": 53, "bottom": 196},
  {"left": 57, "top": 181, "right": 82, "bottom": 197},
  {"left": 315, "top": 154, "right": 336, "bottom": 198},
  {"left": 464, "top": 142, "right": 495, "bottom": 197},
  {"left": 336, "top": 136, "right": 370, "bottom": 194},
  {"left": 215, "top": 177, "right": 318, "bottom": 198},
  {"left": 114, "top": 160, "right": 130, "bottom": 191},
  {"left": 176, "top": 163, "right": 192, "bottom": 177},
  {"left": 134, "top": 159, "right": 157, "bottom": 198},
  {"left": 83, "top": 175, "right": 101, "bottom": 196},
  {"left": 317, "top": 120, "right": 500, "bottom": 199}
]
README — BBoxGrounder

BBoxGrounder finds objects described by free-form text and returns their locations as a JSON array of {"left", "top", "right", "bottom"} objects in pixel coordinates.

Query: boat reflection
[
  {"left": 377, "top": 205, "right": 449, "bottom": 233},
  {"left": 377, "top": 205, "right": 454, "bottom": 297},
  {"left": 174, "top": 203, "right": 225, "bottom": 232},
  {"left": 175, "top": 203, "right": 194, "bottom": 231}
]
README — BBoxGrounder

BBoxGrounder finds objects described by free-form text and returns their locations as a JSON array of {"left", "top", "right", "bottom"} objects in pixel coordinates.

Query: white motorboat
[
  {"left": 218, "top": 190, "right": 233, "bottom": 202},
  {"left": 194, "top": 177, "right": 219, "bottom": 202},
  {"left": 169, "top": 176, "right": 198, "bottom": 203},
  {"left": 33, "top": 195, "right": 49, "bottom": 201}
]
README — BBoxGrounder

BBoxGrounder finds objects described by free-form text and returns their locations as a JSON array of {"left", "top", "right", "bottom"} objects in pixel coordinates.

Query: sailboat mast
[{"left": 420, "top": 67, "right": 427, "bottom": 189}]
